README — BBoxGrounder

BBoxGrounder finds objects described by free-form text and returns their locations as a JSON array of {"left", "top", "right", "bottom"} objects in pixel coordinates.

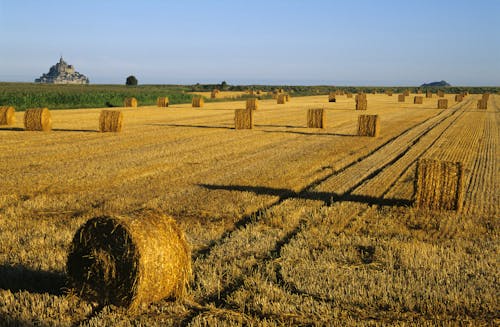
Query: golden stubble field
[{"left": 0, "top": 93, "right": 498, "bottom": 326}]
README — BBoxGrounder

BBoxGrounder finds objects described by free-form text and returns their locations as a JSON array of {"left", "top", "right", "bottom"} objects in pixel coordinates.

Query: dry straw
[
  {"left": 234, "top": 109, "right": 253, "bottom": 129},
  {"left": 328, "top": 92, "right": 336, "bottom": 102},
  {"left": 124, "top": 97, "right": 138, "bottom": 108},
  {"left": 192, "top": 96, "right": 204, "bottom": 108},
  {"left": 99, "top": 110, "right": 123, "bottom": 132},
  {"left": 398, "top": 94, "right": 406, "bottom": 102},
  {"left": 0, "top": 106, "right": 15, "bottom": 125},
  {"left": 307, "top": 108, "right": 325, "bottom": 128},
  {"left": 66, "top": 211, "right": 191, "bottom": 312},
  {"left": 277, "top": 94, "right": 286, "bottom": 104},
  {"left": 157, "top": 97, "right": 169, "bottom": 107},
  {"left": 414, "top": 159, "right": 464, "bottom": 211},
  {"left": 357, "top": 114, "right": 380, "bottom": 137},
  {"left": 477, "top": 99, "right": 488, "bottom": 110},
  {"left": 426, "top": 91, "right": 433, "bottom": 98},
  {"left": 437, "top": 99, "right": 448, "bottom": 109},
  {"left": 414, "top": 96, "right": 423, "bottom": 104},
  {"left": 246, "top": 98, "right": 259, "bottom": 110},
  {"left": 454, "top": 94, "right": 463, "bottom": 102},
  {"left": 24, "top": 108, "right": 52, "bottom": 131}
]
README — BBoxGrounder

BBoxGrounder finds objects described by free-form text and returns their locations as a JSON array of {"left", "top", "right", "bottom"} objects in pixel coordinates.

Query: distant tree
[
  {"left": 220, "top": 81, "right": 228, "bottom": 90},
  {"left": 126, "top": 75, "right": 138, "bottom": 86}
]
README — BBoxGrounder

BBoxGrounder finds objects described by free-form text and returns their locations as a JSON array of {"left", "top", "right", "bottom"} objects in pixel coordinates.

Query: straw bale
[
  {"left": 234, "top": 109, "right": 253, "bottom": 129},
  {"left": 437, "top": 99, "right": 448, "bottom": 109},
  {"left": 414, "top": 159, "right": 464, "bottom": 211},
  {"left": 246, "top": 98, "right": 259, "bottom": 110},
  {"left": 386, "top": 90, "right": 393, "bottom": 96},
  {"left": 328, "top": 92, "right": 336, "bottom": 102},
  {"left": 24, "top": 108, "right": 52, "bottom": 131},
  {"left": 437, "top": 90, "right": 444, "bottom": 97},
  {"left": 357, "top": 114, "right": 379, "bottom": 137},
  {"left": 99, "top": 110, "right": 123, "bottom": 132},
  {"left": 482, "top": 93, "right": 490, "bottom": 101},
  {"left": 124, "top": 97, "right": 138, "bottom": 108},
  {"left": 211, "top": 89, "right": 220, "bottom": 99},
  {"left": 398, "top": 94, "right": 405, "bottom": 102},
  {"left": 417, "top": 90, "right": 422, "bottom": 94},
  {"left": 277, "top": 94, "right": 286, "bottom": 104},
  {"left": 0, "top": 106, "right": 15, "bottom": 125},
  {"left": 285, "top": 94, "right": 290, "bottom": 102},
  {"left": 403, "top": 90, "right": 410, "bottom": 96},
  {"left": 426, "top": 91, "right": 433, "bottom": 98},
  {"left": 307, "top": 108, "right": 325, "bottom": 128},
  {"left": 192, "top": 96, "right": 204, "bottom": 108},
  {"left": 356, "top": 94, "right": 367, "bottom": 110},
  {"left": 414, "top": 96, "right": 423, "bottom": 104},
  {"left": 346, "top": 93, "right": 353, "bottom": 98},
  {"left": 157, "top": 97, "right": 169, "bottom": 107},
  {"left": 454, "top": 94, "right": 463, "bottom": 102},
  {"left": 66, "top": 211, "right": 191, "bottom": 312},
  {"left": 477, "top": 99, "right": 487, "bottom": 110}
]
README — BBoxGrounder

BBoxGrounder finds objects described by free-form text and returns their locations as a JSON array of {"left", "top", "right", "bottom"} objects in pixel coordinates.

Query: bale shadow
[
  {"left": 199, "top": 184, "right": 412, "bottom": 207},
  {"left": 0, "top": 127, "right": 24, "bottom": 131},
  {"left": 147, "top": 123, "right": 234, "bottom": 130},
  {"left": 260, "top": 129, "right": 356, "bottom": 137},
  {"left": 0, "top": 264, "right": 66, "bottom": 295}
]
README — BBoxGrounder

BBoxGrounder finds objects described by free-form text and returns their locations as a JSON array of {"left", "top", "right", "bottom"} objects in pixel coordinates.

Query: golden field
[{"left": 0, "top": 93, "right": 498, "bottom": 326}]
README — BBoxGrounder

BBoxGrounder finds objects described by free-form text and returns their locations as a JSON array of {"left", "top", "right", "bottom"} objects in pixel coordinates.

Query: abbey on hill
[{"left": 35, "top": 57, "right": 89, "bottom": 84}]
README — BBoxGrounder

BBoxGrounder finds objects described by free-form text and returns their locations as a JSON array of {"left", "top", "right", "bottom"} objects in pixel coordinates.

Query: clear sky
[{"left": 0, "top": 0, "right": 499, "bottom": 85}]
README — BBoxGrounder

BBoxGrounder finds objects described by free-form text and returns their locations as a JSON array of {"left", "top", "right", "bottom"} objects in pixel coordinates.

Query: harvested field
[{"left": 0, "top": 94, "right": 497, "bottom": 326}]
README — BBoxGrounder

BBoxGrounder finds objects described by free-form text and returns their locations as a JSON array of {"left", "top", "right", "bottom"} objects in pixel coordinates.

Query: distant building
[{"left": 35, "top": 57, "right": 89, "bottom": 84}]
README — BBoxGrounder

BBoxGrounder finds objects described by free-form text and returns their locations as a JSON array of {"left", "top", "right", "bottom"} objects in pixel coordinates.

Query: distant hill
[{"left": 420, "top": 80, "right": 451, "bottom": 87}]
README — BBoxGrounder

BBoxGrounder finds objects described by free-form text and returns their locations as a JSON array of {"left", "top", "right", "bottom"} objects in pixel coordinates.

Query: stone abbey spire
[{"left": 35, "top": 56, "right": 89, "bottom": 84}]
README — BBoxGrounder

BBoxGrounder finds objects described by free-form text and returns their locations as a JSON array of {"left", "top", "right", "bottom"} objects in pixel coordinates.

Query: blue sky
[{"left": 1, "top": 0, "right": 499, "bottom": 85}]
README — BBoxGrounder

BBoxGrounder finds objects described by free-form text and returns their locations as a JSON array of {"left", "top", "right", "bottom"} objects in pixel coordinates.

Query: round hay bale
[
  {"left": 99, "top": 110, "right": 123, "bottom": 132},
  {"left": 66, "top": 212, "right": 191, "bottom": 311},
  {"left": 0, "top": 106, "right": 16, "bottom": 125},
  {"left": 24, "top": 108, "right": 52, "bottom": 131}
]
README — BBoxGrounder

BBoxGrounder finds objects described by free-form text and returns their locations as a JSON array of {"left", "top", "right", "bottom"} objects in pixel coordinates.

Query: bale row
[
  {"left": 307, "top": 109, "right": 325, "bottom": 128},
  {"left": 437, "top": 99, "right": 448, "bottom": 109},
  {"left": 66, "top": 211, "right": 191, "bottom": 312},
  {"left": 192, "top": 96, "right": 204, "bottom": 108},
  {"left": 99, "top": 110, "right": 123, "bottom": 132},
  {"left": 414, "top": 159, "right": 464, "bottom": 211},
  {"left": 124, "top": 97, "right": 137, "bottom": 108},
  {"left": 234, "top": 109, "right": 253, "bottom": 129},
  {"left": 24, "top": 108, "right": 52, "bottom": 131},
  {"left": 357, "top": 114, "right": 379, "bottom": 137},
  {"left": 157, "top": 97, "right": 169, "bottom": 107},
  {"left": 0, "top": 106, "right": 15, "bottom": 125}
]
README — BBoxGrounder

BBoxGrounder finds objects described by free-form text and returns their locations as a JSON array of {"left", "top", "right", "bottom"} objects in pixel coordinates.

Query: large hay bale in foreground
[
  {"left": 246, "top": 98, "right": 259, "bottom": 110},
  {"left": 477, "top": 99, "right": 488, "bottom": 110},
  {"left": 277, "top": 94, "right": 286, "bottom": 104},
  {"left": 328, "top": 92, "right": 336, "bottom": 102},
  {"left": 192, "top": 96, "right": 204, "bottom": 108},
  {"left": 99, "top": 110, "right": 123, "bottom": 132},
  {"left": 414, "top": 96, "right": 423, "bottom": 104},
  {"left": 454, "top": 94, "right": 463, "bottom": 102},
  {"left": 157, "top": 97, "right": 169, "bottom": 107},
  {"left": 66, "top": 212, "right": 191, "bottom": 312},
  {"left": 414, "top": 159, "right": 464, "bottom": 211},
  {"left": 357, "top": 114, "right": 379, "bottom": 137},
  {"left": 234, "top": 109, "right": 253, "bottom": 129},
  {"left": 426, "top": 91, "right": 433, "bottom": 98},
  {"left": 0, "top": 106, "right": 15, "bottom": 125},
  {"left": 398, "top": 94, "right": 406, "bottom": 102},
  {"left": 437, "top": 99, "right": 448, "bottom": 109},
  {"left": 124, "top": 97, "right": 137, "bottom": 108},
  {"left": 307, "top": 108, "right": 325, "bottom": 128},
  {"left": 24, "top": 108, "right": 52, "bottom": 131}
]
